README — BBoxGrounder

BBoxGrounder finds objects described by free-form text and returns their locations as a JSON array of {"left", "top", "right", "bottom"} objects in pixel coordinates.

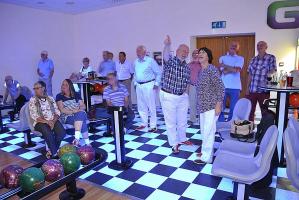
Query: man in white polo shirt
[
  {"left": 218, "top": 41, "right": 244, "bottom": 122},
  {"left": 133, "top": 45, "right": 161, "bottom": 132},
  {"left": 115, "top": 52, "right": 134, "bottom": 108}
]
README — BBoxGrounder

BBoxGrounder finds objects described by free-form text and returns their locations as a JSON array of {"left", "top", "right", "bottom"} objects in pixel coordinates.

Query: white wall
[
  {"left": 0, "top": 3, "right": 75, "bottom": 97},
  {"left": 72, "top": 0, "right": 298, "bottom": 70},
  {"left": 1, "top": 0, "right": 298, "bottom": 101}
]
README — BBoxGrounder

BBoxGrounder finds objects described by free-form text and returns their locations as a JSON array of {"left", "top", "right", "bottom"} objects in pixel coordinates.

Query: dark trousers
[
  {"left": 35, "top": 121, "right": 66, "bottom": 155},
  {"left": 15, "top": 95, "right": 27, "bottom": 113},
  {"left": 9, "top": 95, "right": 27, "bottom": 121},
  {"left": 96, "top": 107, "right": 135, "bottom": 132},
  {"left": 246, "top": 92, "right": 270, "bottom": 121}
]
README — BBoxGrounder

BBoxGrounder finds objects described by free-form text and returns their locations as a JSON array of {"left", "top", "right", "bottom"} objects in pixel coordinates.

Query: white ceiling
[{"left": 0, "top": 0, "right": 148, "bottom": 14}]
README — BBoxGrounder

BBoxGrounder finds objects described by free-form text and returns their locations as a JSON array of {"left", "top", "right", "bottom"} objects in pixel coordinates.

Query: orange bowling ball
[
  {"left": 289, "top": 93, "right": 299, "bottom": 108},
  {"left": 93, "top": 83, "right": 107, "bottom": 94},
  {"left": 93, "top": 83, "right": 102, "bottom": 93}
]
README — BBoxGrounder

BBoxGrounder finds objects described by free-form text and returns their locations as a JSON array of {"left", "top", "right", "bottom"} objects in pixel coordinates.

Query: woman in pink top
[{"left": 188, "top": 49, "right": 201, "bottom": 124}]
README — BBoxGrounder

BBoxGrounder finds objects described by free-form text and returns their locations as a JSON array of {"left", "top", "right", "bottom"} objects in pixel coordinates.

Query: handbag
[{"left": 230, "top": 120, "right": 254, "bottom": 140}]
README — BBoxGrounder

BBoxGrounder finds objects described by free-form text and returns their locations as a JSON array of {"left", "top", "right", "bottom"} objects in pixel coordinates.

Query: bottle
[{"left": 279, "top": 70, "right": 284, "bottom": 81}]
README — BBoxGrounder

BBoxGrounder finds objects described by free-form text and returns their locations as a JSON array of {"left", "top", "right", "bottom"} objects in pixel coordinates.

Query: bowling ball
[
  {"left": 94, "top": 83, "right": 102, "bottom": 93},
  {"left": 41, "top": 159, "right": 64, "bottom": 182},
  {"left": 289, "top": 93, "right": 299, "bottom": 108},
  {"left": 89, "top": 84, "right": 95, "bottom": 92},
  {"left": 60, "top": 153, "right": 81, "bottom": 175},
  {"left": 58, "top": 144, "right": 77, "bottom": 158},
  {"left": 20, "top": 167, "right": 45, "bottom": 194},
  {"left": 0, "top": 165, "right": 23, "bottom": 189},
  {"left": 76, "top": 146, "right": 96, "bottom": 165}
]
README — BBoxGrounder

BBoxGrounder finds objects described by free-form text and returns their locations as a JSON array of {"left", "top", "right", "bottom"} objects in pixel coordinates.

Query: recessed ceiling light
[
  {"left": 65, "top": 1, "right": 75, "bottom": 5},
  {"left": 37, "top": 1, "right": 45, "bottom": 4}
]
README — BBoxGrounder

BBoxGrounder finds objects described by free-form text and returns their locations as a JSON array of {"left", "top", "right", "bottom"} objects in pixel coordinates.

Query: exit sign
[{"left": 212, "top": 21, "right": 226, "bottom": 29}]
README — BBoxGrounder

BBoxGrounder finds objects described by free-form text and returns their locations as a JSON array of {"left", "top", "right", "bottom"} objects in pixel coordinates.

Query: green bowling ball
[
  {"left": 60, "top": 153, "right": 81, "bottom": 175},
  {"left": 19, "top": 167, "right": 45, "bottom": 194},
  {"left": 58, "top": 144, "right": 77, "bottom": 158}
]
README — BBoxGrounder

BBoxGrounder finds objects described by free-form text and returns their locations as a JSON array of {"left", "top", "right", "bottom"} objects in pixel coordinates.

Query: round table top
[{"left": 259, "top": 85, "right": 299, "bottom": 92}]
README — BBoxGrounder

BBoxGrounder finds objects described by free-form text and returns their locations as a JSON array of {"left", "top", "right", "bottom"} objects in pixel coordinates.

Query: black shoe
[
  {"left": 193, "top": 159, "right": 206, "bottom": 165},
  {"left": 103, "top": 132, "right": 113, "bottom": 137},
  {"left": 148, "top": 127, "right": 157, "bottom": 133}
]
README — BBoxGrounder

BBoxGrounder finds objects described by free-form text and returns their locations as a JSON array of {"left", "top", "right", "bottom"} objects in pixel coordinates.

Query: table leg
[
  {"left": 0, "top": 110, "right": 3, "bottom": 132},
  {"left": 276, "top": 92, "right": 289, "bottom": 165}
]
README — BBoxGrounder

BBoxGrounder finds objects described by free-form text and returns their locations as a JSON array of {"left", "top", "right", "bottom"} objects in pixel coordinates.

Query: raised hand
[{"left": 164, "top": 35, "right": 171, "bottom": 46}]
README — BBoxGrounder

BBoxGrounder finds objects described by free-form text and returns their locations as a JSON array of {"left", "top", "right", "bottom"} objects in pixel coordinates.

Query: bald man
[
  {"left": 218, "top": 41, "right": 244, "bottom": 122},
  {"left": 133, "top": 45, "right": 161, "bottom": 132},
  {"left": 37, "top": 50, "right": 54, "bottom": 96},
  {"left": 246, "top": 41, "right": 277, "bottom": 121},
  {"left": 160, "top": 35, "right": 192, "bottom": 154}
]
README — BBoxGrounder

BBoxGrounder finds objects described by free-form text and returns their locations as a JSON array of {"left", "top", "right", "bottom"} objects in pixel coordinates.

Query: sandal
[
  {"left": 72, "top": 139, "right": 80, "bottom": 147},
  {"left": 172, "top": 144, "right": 180, "bottom": 154},
  {"left": 46, "top": 150, "right": 52, "bottom": 159},
  {"left": 180, "top": 140, "right": 193, "bottom": 145},
  {"left": 196, "top": 152, "right": 202, "bottom": 157}
]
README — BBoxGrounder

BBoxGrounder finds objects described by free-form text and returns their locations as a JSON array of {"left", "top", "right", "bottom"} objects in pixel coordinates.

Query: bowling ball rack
[{"left": 0, "top": 149, "right": 107, "bottom": 200}]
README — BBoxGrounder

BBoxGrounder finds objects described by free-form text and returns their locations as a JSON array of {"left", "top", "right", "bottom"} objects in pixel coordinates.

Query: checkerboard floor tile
[{"left": 1, "top": 105, "right": 298, "bottom": 200}]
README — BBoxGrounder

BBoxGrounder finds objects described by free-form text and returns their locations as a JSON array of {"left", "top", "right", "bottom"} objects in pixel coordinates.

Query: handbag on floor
[{"left": 230, "top": 120, "right": 254, "bottom": 140}]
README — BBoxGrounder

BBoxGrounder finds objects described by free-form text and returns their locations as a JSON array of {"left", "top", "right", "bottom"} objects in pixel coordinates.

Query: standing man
[
  {"left": 37, "top": 50, "right": 54, "bottom": 96},
  {"left": 115, "top": 52, "right": 134, "bottom": 108},
  {"left": 98, "top": 51, "right": 116, "bottom": 77},
  {"left": 133, "top": 45, "right": 161, "bottom": 132},
  {"left": 246, "top": 41, "right": 277, "bottom": 121},
  {"left": 188, "top": 49, "right": 201, "bottom": 124},
  {"left": 160, "top": 35, "right": 192, "bottom": 154},
  {"left": 218, "top": 41, "right": 244, "bottom": 122}
]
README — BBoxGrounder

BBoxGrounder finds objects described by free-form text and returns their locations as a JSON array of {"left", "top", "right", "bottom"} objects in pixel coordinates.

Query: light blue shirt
[
  {"left": 98, "top": 59, "right": 116, "bottom": 77},
  {"left": 133, "top": 56, "right": 161, "bottom": 86},
  {"left": 38, "top": 58, "right": 54, "bottom": 79},
  {"left": 219, "top": 53, "right": 244, "bottom": 90}
]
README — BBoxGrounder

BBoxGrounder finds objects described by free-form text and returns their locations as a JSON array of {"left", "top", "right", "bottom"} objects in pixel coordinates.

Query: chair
[
  {"left": 216, "top": 98, "right": 252, "bottom": 140},
  {"left": 6, "top": 104, "right": 36, "bottom": 148},
  {"left": 212, "top": 125, "right": 278, "bottom": 200},
  {"left": 215, "top": 139, "right": 257, "bottom": 158},
  {"left": 288, "top": 117, "right": 299, "bottom": 132},
  {"left": 283, "top": 126, "right": 299, "bottom": 190}
]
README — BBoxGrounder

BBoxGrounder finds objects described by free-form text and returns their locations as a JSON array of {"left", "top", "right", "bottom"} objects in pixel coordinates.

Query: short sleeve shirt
[
  {"left": 103, "top": 84, "right": 129, "bottom": 106},
  {"left": 248, "top": 53, "right": 276, "bottom": 93}
]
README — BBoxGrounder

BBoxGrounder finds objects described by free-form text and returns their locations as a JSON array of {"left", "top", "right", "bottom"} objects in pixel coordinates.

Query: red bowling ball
[
  {"left": 41, "top": 159, "right": 64, "bottom": 182},
  {"left": 76, "top": 146, "right": 96, "bottom": 165},
  {"left": 289, "top": 93, "right": 299, "bottom": 108},
  {"left": 0, "top": 165, "right": 24, "bottom": 189}
]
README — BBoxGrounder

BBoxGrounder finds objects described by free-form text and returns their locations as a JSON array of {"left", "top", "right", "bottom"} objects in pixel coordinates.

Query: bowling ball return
[{"left": 0, "top": 149, "right": 107, "bottom": 200}]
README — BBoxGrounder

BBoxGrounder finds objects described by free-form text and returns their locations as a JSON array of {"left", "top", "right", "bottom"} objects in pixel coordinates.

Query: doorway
[{"left": 196, "top": 34, "right": 255, "bottom": 98}]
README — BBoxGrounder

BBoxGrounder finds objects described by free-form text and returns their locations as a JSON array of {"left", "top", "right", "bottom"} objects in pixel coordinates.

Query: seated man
[
  {"left": 2, "top": 75, "right": 32, "bottom": 121},
  {"left": 96, "top": 72, "right": 135, "bottom": 137}
]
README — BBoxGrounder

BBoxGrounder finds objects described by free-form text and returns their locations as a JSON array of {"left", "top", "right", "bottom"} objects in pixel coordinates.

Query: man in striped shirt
[{"left": 96, "top": 72, "right": 135, "bottom": 136}]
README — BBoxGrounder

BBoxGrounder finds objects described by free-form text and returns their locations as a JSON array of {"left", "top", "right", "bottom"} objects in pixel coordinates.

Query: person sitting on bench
[
  {"left": 96, "top": 72, "right": 135, "bottom": 137},
  {"left": 56, "top": 79, "right": 89, "bottom": 146},
  {"left": 29, "top": 81, "right": 66, "bottom": 159}
]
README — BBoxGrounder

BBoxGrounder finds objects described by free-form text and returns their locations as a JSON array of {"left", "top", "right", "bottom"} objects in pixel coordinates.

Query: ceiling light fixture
[{"left": 37, "top": 1, "right": 45, "bottom": 4}]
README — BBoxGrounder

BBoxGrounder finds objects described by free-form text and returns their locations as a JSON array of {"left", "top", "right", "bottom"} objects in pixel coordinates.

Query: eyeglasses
[{"left": 33, "top": 87, "right": 42, "bottom": 90}]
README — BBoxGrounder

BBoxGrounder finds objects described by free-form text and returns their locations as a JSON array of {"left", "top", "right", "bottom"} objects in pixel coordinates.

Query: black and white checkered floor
[{"left": 1, "top": 106, "right": 299, "bottom": 200}]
